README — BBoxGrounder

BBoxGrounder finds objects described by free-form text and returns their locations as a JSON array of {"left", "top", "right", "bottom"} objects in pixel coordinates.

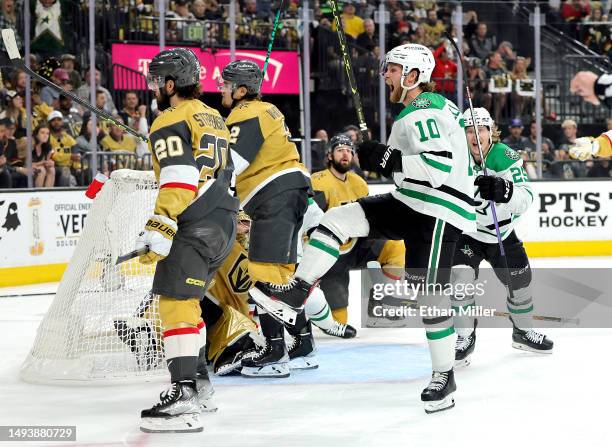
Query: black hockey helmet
[
  {"left": 147, "top": 48, "right": 200, "bottom": 90},
  {"left": 221, "top": 60, "right": 263, "bottom": 95},
  {"left": 328, "top": 134, "right": 355, "bottom": 154}
]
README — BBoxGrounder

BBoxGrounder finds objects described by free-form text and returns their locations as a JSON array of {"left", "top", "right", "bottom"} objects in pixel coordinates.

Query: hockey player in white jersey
[
  {"left": 249, "top": 44, "right": 476, "bottom": 414},
  {"left": 451, "top": 108, "right": 553, "bottom": 368}
]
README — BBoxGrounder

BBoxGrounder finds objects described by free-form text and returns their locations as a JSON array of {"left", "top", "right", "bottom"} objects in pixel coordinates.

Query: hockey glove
[
  {"left": 568, "top": 137, "right": 596, "bottom": 161},
  {"left": 357, "top": 140, "right": 402, "bottom": 178},
  {"left": 135, "top": 215, "right": 177, "bottom": 264},
  {"left": 475, "top": 175, "right": 513, "bottom": 203}
]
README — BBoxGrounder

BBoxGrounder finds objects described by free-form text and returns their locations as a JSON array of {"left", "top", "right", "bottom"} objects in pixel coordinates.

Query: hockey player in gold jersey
[
  {"left": 220, "top": 60, "right": 311, "bottom": 377},
  {"left": 310, "top": 134, "right": 406, "bottom": 326},
  {"left": 137, "top": 48, "right": 238, "bottom": 433}
]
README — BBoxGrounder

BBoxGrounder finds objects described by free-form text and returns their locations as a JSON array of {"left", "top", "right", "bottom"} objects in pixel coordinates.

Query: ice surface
[{"left": 1, "top": 258, "right": 610, "bottom": 447}]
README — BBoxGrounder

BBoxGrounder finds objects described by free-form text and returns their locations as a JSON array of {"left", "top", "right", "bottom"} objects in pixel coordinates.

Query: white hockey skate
[{"left": 140, "top": 381, "right": 203, "bottom": 433}]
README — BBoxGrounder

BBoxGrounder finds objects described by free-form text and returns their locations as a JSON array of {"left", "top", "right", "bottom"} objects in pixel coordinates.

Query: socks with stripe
[
  {"left": 305, "top": 286, "right": 335, "bottom": 331},
  {"left": 422, "top": 293, "right": 456, "bottom": 372},
  {"left": 164, "top": 324, "right": 201, "bottom": 382},
  {"left": 295, "top": 230, "right": 341, "bottom": 284},
  {"left": 450, "top": 294, "right": 475, "bottom": 337},
  {"left": 506, "top": 285, "right": 534, "bottom": 329}
]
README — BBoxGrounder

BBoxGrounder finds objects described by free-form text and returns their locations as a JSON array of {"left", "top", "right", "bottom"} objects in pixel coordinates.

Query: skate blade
[
  {"left": 214, "top": 361, "right": 242, "bottom": 376},
  {"left": 249, "top": 288, "right": 300, "bottom": 326},
  {"left": 365, "top": 317, "right": 407, "bottom": 329},
  {"left": 454, "top": 356, "right": 471, "bottom": 368},
  {"left": 424, "top": 394, "right": 455, "bottom": 414},
  {"left": 200, "top": 399, "right": 218, "bottom": 413},
  {"left": 512, "top": 342, "right": 553, "bottom": 354},
  {"left": 140, "top": 413, "right": 203, "bottom": 433},
  {"left": 289, "top": 356, "right": 319, "bottom": 370},
  {"left": 241, "top": 363, "right": 290, "bottom": 378}
]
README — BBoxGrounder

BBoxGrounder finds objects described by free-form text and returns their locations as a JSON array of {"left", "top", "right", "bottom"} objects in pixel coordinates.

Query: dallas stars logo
[
  {"left": 412, "top": 97, "right": 431, "bottom": 109},
  {"left": 505, "top": 148, "right": 520, "bottom": 160},
  {"left": 460, "top": 244, "right": 474, "bottom": 258}
]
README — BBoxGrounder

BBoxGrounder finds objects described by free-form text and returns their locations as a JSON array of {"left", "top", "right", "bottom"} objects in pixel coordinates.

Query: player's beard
[
  {"left": 331, "top": 158, "right": 351, "bottom": 174},
  {"left": 156, "top": 87, "right": 173, "bottom": 111}
]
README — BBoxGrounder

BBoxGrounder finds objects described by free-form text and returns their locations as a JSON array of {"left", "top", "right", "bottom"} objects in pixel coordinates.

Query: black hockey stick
[
  {"left": 328, "top": 0, "right": 369, "bottom": 141},
  {"left": 115, "top": 248, "right": 149, "bottom": 265},
  {"left": 444, "top": 33, "right": 518, "bottom": 310},
  {"left": 0, "top": 29, "right": 148, "bottom": 143}
]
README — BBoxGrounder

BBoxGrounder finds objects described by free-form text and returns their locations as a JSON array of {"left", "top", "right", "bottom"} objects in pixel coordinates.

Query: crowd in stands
[{"left": 0, "top": 1, "right": 610, "bottom": 189}]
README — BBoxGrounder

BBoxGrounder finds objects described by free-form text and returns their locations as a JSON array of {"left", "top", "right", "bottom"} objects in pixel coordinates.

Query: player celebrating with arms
[
  {"left": 138, "top": 48, "right": 238, "bottom": 432},
  {"left": 250, "top": 44, "right": 476, "bottom": 413},
  {"left": 451, "top": 108, "right": 553, "bottom": 367}
]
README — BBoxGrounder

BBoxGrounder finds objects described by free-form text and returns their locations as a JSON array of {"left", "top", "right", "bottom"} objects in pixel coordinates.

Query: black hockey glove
[
  {"left": 356, "top": 140, "right": 402, "bottom": 178},
  {"left": 475, "top": 175, "right": 513, "bottom": 203}
]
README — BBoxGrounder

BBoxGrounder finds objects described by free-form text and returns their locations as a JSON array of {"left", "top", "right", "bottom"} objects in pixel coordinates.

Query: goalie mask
[{"left": 381, "top": 44, "right": 435, "bottom": 103}]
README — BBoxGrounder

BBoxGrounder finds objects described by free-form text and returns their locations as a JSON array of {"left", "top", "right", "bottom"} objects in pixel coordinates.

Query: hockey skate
[
  {"left": 241, "top": 336, "right": 290, "bottom": 378},
  {"left": 321, "top": 320, "right": 357, "bottom": 338},
  {"left": 512, "top": 328, "right": 553, "bottom": 353},
  {"left": 421, "top": 370, "right": 456, "bottom": 414},
  {"left": 365, "top": 291, "right": 411, "bottom": 328},
  {"left": 248, "top": 279, "right": 313, "bottom": 326},
  {"left": 288, "top": 323, "right": 319, "bottom": 370},
  {"left": 196, "top": 369, "right": 218, "bottom": 413},
  {"left": 213, "top": 332, "right": 256, "bottom": 376},
  {"left": 455, "top": 320, "right": 478, "bottom": 368},
  {"left": 140, "top": 380, "right": 203, "bottom": 433}
]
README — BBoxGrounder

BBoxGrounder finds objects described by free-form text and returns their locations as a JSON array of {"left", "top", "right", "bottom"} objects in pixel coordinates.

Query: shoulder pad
[{"left": 485, "top": 142, "right": 521, "bottom": 172}]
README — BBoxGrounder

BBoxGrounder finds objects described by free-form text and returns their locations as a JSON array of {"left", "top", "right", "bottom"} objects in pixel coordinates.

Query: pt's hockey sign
[{"left": 111, "top": 44, "right": 300, "bottom": 94}]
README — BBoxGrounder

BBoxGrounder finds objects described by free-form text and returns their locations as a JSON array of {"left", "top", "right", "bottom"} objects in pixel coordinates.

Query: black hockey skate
[
  {"left": 288, "top": 323, "right": 318, "bottom": 370},
  {"left": 455, "top": 320, "right": 478, "bottom": 368},
  {"left": 321, "top": 321, "right": 357, "bottom": 339},
  {"left": 421, "top": 369, "right": 457, "bottom": 414},
  {"left": 512, "top": 328, "right": 553, "bottom": 353},
  {"left": 248, "top": 279, "right": 313, "bottom": 326},
  {"left": 140, "top": 380, "right": 202, "bottom": 433},
  {"left": 213, "top": 332, "right": 256, "bottom": 376},
  {"left": 241, "top": 336, "right": 290, "bottom": 378}
]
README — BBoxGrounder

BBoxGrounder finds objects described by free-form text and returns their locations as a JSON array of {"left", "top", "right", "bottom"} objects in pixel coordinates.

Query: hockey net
[{"left": 21, "top": 170, "right": 167, "bottom": 384}]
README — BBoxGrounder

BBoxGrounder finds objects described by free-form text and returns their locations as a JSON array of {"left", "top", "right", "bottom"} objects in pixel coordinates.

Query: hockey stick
[
  {"left": 261, "top": 0, "right": 285, "bottom": 85},
  {"left": 328, "top": 0, "right": 369, "bottom": 141},
  {"left": 444, "top": 33, "right": 518, "bottom": 314},
  {"left": 0, "top": 29, "right": 149, "bottom": 143},
  {"left": 115, "top": 248, "right": 149, "bottom": 265}
]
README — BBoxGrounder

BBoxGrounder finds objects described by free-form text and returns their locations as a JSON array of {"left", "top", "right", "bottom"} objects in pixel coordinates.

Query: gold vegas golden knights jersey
[
  {"left": 149, "top": 99, "right": 231, "bottom": 223},
  {"left": 225, "top": 100, "right": 309, "bottom": 207},
  {"left": 208, "top": 240, "right": 252, "bottom": 318},
  {"left": 311, "top": 168, "right": 369, "bottom": 253}
]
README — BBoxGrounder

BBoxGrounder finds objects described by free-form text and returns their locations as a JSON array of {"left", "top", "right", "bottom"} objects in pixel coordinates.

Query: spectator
[
  {"left": 60, "top": 54, "right": 81, "bottom": 90},
  {"left": 31, "top": 0, "right": 66, "bottom": 56},
  {"left": 509, "top": 57, "right": 534, "bottom": 118},
  {"left": 356, "top": 0, "right": 375, "bottom": 20},
  {"left": 166, "top": 0, "right": 195, "bottom": 42},
  {"left": 432, "top": 42, "right": 457, "bottom": 101},
  {"left": 462, "top": 10, "right": 479, "bottom": 40},
  {"left": 497, "top": 41, "right": 517, "bottom": 71},
  {"left": 550, "top": 147, "right": 584, "bottom": 179},
  {"left": 58, "top": 95, "right": 82, "bottom": 139},
  {"left": 74, "top": 113, "right": 103, "bottom": 157},
  {"left": 10, "top": 69, "right": 27, "bottom": 96},
  {"left": 503, "top": 118, "right": 530, "bottom": 152},
  {"left": 484, "top": 52, "right": 509, "bottom": 123},
  {"left": 582, "top": 7, "right": 610, "bottom": 54},
  {"left": 31, "top": 124, "right": 55, "bottom": 187},
  {"left": 31, "top": 92, "right": 54, "bottom": 129},
  {"left": 192, "top": 0, "right": 206, "bottom": 20},
  {"left": 470, "top": 22, "right": 496, "bottom": 60},
  {"left": 0, "top": 0, "right": 22, "bottom": 60},
  {"left": 0, "top": 121, "right": 10, "bottom": 188},
  {"left": 466, "top": 57, "right": 492, "bottom": 109},
  {"left": 356, "top": 19, "right": 377, "bottom": 53},
  {"left": 413, "top": 0, "right": 437, "bottom": 21},
  {"left": 0, "top": 90, "right": 27, "bottom": 139},
  {"left": 562, "top": 0, "right": 590, "bottom": 22},
  {"left": 586, "top": 159, "right": 611, "bottom": 177},
  {"left": 333, "top": 3, "right": 364, "bottom": 39},
  {"left": 48, "top": 110, "right": 79, "bottom": 186},
  {"left": 75, "top": 68, "right": 117, "bottom": 115},
  {"left": 314, "top": 129, "right": 329, "bottom": 143},
  {"left": 422, "top": 8, "right": 446, "bottom": 47},
  {"left": 100, "top": 116, "right": 138, "bottom": 171},
  {"left": 524, "top": 121, "right": 556, "bottom": 153},
  {"left": 411, "top": 23, "right": 429, "bottom": 46},
  {"left": 40, "top": 68, "right": 70, "bottom": 108},
  {"left": 558, "top": 119, "right": 579, "bottom": 149},
  {"left": 342, "top": 124, "right": 360, "bottom": 144},
  {"left": 203, "top": 0, "right": 222, "bottom": 20}
]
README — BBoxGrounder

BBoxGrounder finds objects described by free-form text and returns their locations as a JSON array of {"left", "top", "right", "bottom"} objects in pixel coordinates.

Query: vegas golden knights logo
[{"left": 228, "top": 252, "right": 252, "bottom": 294}]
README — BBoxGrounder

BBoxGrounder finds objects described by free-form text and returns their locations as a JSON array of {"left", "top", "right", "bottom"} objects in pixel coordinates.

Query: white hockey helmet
[
  {"left": 381, "top": 44, "right": 436, "bottom": 102},
  {"left": 462, "top": 107, "right": 494, "bottom": 129}
]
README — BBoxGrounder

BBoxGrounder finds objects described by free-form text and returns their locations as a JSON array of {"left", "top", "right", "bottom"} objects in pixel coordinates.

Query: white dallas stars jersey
[
  {"left": 470, "top": 142, "right": 533, "bottom": 243},
  {"left": 387, "top": 92, "right": 477, "bottom": 233}
]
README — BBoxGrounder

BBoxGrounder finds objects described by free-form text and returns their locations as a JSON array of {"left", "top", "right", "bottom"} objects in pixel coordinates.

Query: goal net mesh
[{"left": 21, "top": 170, "right": 167, "bottom": 384}]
